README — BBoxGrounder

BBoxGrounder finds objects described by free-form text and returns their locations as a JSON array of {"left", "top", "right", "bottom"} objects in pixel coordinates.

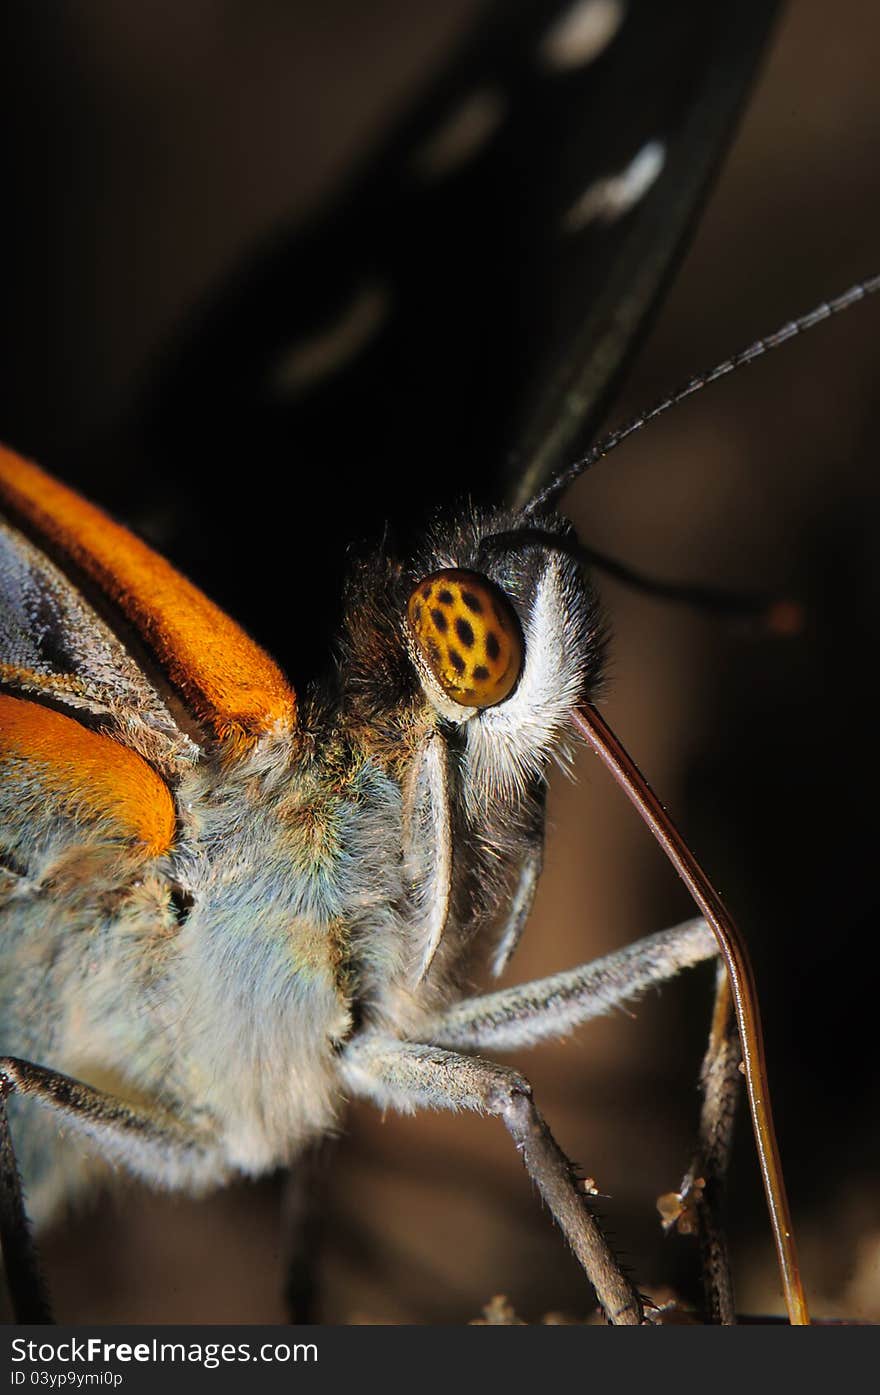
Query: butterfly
[{"left": 2, "top": 0, "right": 879, "bottom": 1325}]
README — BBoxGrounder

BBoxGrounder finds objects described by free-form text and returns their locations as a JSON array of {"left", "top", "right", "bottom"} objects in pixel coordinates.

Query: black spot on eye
[
  {"left": 170, "top": 886, "right": 194, "bottom": 925},
  {"left": 431, "top": 608, "right": 448, "bottom": 633},
  {"left": 485, "top": 630, "right": 500, "bottom": 661},
  {"left": 438, "top": 589, "right": 454, "bottom": 606},
  {"left": 422, "top": 585, "right": 432, "bottom": 600},
  {"left": 473, "top": 665, "right": 489, "bottom": 682},
  {"left": 448, "top": 648, "right": 466, "bottom": 674},
  {"left": 455, "top": 617, "right": 475, "bottom": 648},
  {"left": 413, "top": 601, "right": 423, "bottom": 623},
  {"left": 461, "top": 590, "right": 483, "bottom": 614}
]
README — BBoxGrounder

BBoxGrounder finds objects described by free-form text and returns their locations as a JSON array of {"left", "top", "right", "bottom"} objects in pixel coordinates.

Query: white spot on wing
[
  {"left": 271, "top": 283, "right": 389, "bottom": 396},
  {"left": 539, "top": 0, "right": 625, "bottom": 71},
  {"left": 562, "top": 139, "right": 666, "bottom": 231},
  {"left": 413, "top": 88, "right": 506, "bottom": 180}
]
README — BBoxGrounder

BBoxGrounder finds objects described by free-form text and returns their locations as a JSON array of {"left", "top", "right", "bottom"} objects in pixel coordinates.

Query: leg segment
[
  {"left": 341, "top": 1037, "right": 644, "bottom": 1325},
  {"left": 0, "top": 1080, "right": 52, "bottom": 1322},
  {"left": 0, "top": 1056, "right": 219, "bottom": 1323},
  {"left": 489, "top": 783, "right": 547, "bottom": 980},
  {"left": 280, "top": 1137, "right": 338, "bottom": 1323},
  {"left": 659, "top": 964, "right": 741, "bottom": 1323},
  {"left": 490, "top": 835, "right": 544, "bottom": 979},
  {"left": 0, "top": 1057, "right": 217, "bottom": 1188},
  {"left": 421, "top": 917, "right": 716, "bottom": 1051}
]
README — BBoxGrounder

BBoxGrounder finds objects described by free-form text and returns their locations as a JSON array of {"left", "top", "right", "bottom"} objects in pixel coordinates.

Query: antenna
[{"left": 524, "top": 275, "right": 880, "bottom": 516}]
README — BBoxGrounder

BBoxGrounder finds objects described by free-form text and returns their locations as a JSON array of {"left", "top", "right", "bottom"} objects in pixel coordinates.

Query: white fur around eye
[{"left": 464, "top": 555, "right": 591, "bottom": 810}]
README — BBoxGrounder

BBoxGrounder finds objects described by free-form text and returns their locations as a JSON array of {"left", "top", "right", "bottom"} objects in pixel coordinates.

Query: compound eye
[{"left": 407, "top": 569, "right": 523, "bottom": 708}]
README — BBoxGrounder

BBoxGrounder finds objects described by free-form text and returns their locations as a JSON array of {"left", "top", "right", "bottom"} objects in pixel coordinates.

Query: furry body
[{"left": 0, "top": 468, "right": 603, "bottom": 1228}]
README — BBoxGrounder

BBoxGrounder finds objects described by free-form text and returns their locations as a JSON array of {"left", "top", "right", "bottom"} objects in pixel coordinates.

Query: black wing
[{"left": 3, "top": 0, "right": 781, "bottom": 684}]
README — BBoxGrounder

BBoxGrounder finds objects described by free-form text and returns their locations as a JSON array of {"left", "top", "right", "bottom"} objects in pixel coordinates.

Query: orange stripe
[
  {"left": 0, "top": 445, "right": 296, "bottom": 745},
  {"left": 0, "top": 694, "right": 176, "bottom": 856}
]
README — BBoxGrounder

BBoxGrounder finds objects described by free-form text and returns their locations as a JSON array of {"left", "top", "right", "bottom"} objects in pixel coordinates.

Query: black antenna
[
  {"left": 524, "top": 275, "right": 880, "bottom": 516},
  {"left": 578, "top": 543, "right": 805, "bottom": 635}
]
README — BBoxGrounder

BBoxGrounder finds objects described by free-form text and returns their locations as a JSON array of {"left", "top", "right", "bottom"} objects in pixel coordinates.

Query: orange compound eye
[{"left": 407, "top": 569, "right": 523, "bottom": 708}]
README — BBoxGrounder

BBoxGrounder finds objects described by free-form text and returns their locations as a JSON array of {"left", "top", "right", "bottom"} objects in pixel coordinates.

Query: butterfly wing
[
  {"left": 0, "top": 0, "right": 780, "bottom": 1099},
  {"left": 0, "top": 445, "right": 296, "bottom": 757},
  {"left": 93, "top": 0, "right": 779, "bottom": 687},
  {"left": 1, "top": 440, "right": 297, "bottom": 876}
]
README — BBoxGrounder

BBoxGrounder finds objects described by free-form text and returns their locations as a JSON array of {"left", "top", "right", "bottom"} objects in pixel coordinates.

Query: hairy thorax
[{"left": 0, "top": 719, "right": 477, "bottom": 1219}]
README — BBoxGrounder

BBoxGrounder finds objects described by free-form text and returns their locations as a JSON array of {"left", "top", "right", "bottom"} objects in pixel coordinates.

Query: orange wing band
[
  {"left": 0, "top": 446, "right": 296, "bottom": 745},
  {"left": 0, "top": 694, "right": 176, "bottom": 857}
]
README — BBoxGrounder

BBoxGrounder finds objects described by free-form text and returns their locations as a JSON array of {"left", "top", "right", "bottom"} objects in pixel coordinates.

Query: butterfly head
[
  {"left": 337, "top": 505, "right": 604, "bottom": 800},
  {"left": 400, "top": 507, "right": 606, "bottom": 799}
]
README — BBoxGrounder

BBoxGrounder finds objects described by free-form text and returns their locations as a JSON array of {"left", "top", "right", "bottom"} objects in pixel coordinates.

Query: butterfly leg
[
  {"left": 417, "top": 919, "right": 736, "bottom": 1322},
  {"left": 280, "top": 1136, "right": 338, "bottom": 1323},
  {"left": 421, "top": 917, "right": 716, "bottom": 1051},
  {"left": 659, "top": 964, "right": 741, "bottom": 1324},
  {"left": 0, "top": 1056, "right": 219, "bottom": 1323},
  {"left": 489, "top": 794, "right": 546, "bottom": 980},
  {"left": 341, "top": 1037, "right": 645, "bottom": 1324},
  {"left": 0, "top": 1077, "right": 51, "bottom": 1322}
]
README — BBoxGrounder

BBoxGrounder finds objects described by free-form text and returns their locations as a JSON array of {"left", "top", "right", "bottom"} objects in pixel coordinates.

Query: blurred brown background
[{"left": 3, "top": 0, "right": 880, "bottom": 1323}]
